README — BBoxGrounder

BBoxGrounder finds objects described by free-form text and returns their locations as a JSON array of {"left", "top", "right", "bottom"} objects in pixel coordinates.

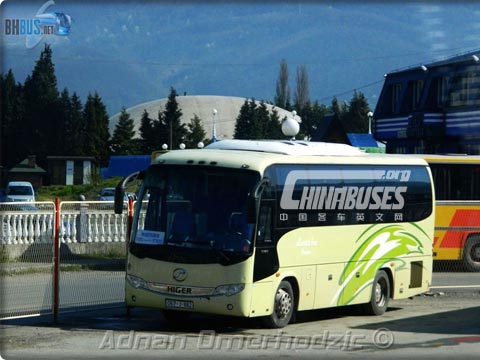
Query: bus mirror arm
[
  {"left": 246, "top": 178, "right": 269, "bottom": 223},
  {"left": 114, "top": 171, "right": 143, "bottom": 214}
]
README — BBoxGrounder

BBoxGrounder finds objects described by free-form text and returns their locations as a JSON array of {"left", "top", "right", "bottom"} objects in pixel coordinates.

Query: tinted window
[{"left": 268, "top": 164, "right": 432, "bottom": 228}]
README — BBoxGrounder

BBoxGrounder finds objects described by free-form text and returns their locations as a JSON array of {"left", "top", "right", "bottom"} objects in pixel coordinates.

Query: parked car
[
  {"left": 98, "top": 187, "right": 115, "bottom": 201},
  {"left": 5, "top": 181, "right": 36, "bottom": 202},
  {"left": 98, "top": 187, "right": 137, "bottom": 201}
]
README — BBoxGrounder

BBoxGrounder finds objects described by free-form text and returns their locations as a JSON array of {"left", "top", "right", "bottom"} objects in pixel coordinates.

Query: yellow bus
[
  {"left": 115, "top": 140, "right": 434, "bottom": 328},
  {"left": 417, "top": 155, "right": 480, "bottom": 271}
]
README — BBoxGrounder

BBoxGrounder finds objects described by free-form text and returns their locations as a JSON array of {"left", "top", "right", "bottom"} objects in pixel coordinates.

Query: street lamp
[
  {"left": 367, "top": 111, "right": 373, "bottom": 135},
  {"left": 212, "top": 108, "right": 217, "bottom": 143}
]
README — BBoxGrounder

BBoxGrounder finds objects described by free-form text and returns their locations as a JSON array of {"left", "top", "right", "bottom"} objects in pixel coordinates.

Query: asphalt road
[
  {"left": 1, "top": 291, "right": 479, "bottom": 359},
  {"left": 1, "top": 269, "right": 479, "bottom": 319}
]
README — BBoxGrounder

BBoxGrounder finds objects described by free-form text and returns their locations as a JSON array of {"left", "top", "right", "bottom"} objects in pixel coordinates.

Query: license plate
[{"left": 165, "top": 299, "right": 194, "bottom": 310}]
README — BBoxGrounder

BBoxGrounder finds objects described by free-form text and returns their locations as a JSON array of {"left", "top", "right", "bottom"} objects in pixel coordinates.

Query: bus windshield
[{"left": 131, "top": 165, "right": 260, "bottom": 263}]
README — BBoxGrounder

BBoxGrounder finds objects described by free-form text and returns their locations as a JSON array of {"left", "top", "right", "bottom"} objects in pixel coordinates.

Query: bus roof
[
  {"left": 152, "top": 140, "right": 428, "bottom": 173},
  {"left": 205, "top": 139, "right": 363, "bottom": 156}
]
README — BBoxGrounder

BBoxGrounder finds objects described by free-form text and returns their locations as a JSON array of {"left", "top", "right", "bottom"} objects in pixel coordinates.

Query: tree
[
  {"left": 185, "top": 114, "right": 207, "bottom": 149},
  {"left": 296, "top": 101, "right": 328, "bottom": 140},
  {"left": 294, "top": 65, "right": 310, "bottom": 111},
  {"left": 0, "top": 70, "right": 25, "bottom": 168},
  {"left": 234, "top": 99, "right": 256, "bottom": 139},
  {"left": 83, "top": 92, "right": 110, "bottom": 166},
  {"left": 67, "top": 92, "right": 86, "bottom": 156},
  {"left": 23, "top": 44, "right": 60, "bottom": 166},
  {"left": 139, "top": 109, "right": 156, "bottom": 153},
  {"left": 162, "top": 87, "right": 187, "bottom": 149},
  {"left": 344, "top": 90, "right": 370, "bottom": 133},
  {"left": 57, "top": 88, "right": 71, "bottom": 155},
  {"left": 265, "top": 108, "right": 283, "bottom": 139},
  {"left": 111, "top": 108, "right": 137, "bottom": 155},
  {"left": 274, "top": 59, "right": 290, "bottom": 110}
]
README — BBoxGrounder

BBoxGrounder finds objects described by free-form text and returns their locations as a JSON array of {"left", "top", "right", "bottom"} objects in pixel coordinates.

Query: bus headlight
[
  {"left": 127, "top": 274, "right": 147, "bottom": 289},
  {"left": 213, "top": 283, "right": 245, "bottom": 297}
]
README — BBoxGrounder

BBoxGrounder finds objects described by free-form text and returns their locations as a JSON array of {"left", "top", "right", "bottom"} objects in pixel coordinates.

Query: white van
[{"left": 5, "top": 181, "right": 36, "bottom": 202}]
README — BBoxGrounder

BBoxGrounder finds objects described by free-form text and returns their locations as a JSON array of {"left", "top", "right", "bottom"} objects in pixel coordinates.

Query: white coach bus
[{"left": 115, "top": 140, "right": 434, "bottom": 328}]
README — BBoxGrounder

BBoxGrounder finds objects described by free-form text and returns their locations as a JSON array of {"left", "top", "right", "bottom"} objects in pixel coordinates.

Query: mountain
[{"left": 3, "top": 1, "right": 480, "bottom": 116}]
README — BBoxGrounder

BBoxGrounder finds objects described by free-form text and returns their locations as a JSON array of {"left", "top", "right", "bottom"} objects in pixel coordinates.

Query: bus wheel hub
[{"left": 275, "top": 288, "right": 292, "bottom": 319}]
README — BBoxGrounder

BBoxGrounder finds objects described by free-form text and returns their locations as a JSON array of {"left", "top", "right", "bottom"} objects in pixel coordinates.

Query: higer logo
[{"left": 280, "top": 170, "right": 408, "bottom": 211}]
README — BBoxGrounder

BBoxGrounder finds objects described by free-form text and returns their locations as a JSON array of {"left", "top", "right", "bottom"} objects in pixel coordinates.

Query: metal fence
[
  {"left": 0, "top": 200, "right": 129, "bottom": 320},
  {"left": 58, "top": 201, "right": 128, "bottom": 311},
  {"left": 1, "top": 201, "right": 55, "bottom": 319}
]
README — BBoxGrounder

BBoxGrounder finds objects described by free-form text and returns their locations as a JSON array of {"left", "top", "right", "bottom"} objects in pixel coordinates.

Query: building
[
  {"left": 373, "top": 50, "right": 480, "bottom": 154},
  {"left": 109, "top": 95, "right": 293, "bottom": 143},
  {"left": 47, "top": 156, "right": 96, "bottom": 185},
  {"left": 6, "top": 156, "right": 47, "bottom": 188},
  {"left": 311, "top": 114, "right": 382, "bottom": 152}
]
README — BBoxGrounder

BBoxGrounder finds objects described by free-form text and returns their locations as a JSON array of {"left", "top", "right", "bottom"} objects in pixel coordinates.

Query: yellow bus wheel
[
  {"left": 362, "top": 270, "right": 390, "bottom": 316},
  {"left": 261, "top": 280, "right": 295, "bottom": 328}
]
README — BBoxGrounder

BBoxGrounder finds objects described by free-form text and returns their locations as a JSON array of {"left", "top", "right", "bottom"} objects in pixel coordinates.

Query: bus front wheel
[
  {"left": 362, "top": 270, "right": 390, "bottom": 316},
  {"left": 463, "top": 236, "right": 480, "bottom": 272},
  {"left": 261, "top": 280, "right": 295, "bottom": 328}
]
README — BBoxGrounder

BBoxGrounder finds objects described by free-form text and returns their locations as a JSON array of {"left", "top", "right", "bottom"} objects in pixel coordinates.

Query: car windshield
[
  {"left": 101, "top": 189, "right": 115, "bottom": 196},
  {"left": 8, "top": 186, "right": 33, "bottom": 195},
  {"left": 132, "top": 165, "right": 260, "bottom": 259}
]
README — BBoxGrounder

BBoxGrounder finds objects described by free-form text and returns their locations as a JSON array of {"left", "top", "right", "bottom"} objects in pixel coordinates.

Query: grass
[
  {"left": 36, "top": 176, "right": 140, "bottom": 201},
  {"left": 36, "top": 178, "right": 120, "bottom": 201}
]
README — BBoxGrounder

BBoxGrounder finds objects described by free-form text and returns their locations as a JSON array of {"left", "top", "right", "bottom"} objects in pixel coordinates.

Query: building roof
[
  {"left": 9, "top": 158, "right": 47, "bottom": 174},
  {"left": 101, "top": 155, "right": 151, "bottom": 178},
  {"left": 109, "top": 95, "right": 292, "bottom": 140},
  {"left": 346, "top": 133, "right": 379, "bottom": 148},
  {"left": 388, "top": 49, "right": 480, "bottom": 75}
]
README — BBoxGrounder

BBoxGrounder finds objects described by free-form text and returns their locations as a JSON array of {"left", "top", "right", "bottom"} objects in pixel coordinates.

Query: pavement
[{"left": 0, "top": 258, "right": 126, "bottom": 275}]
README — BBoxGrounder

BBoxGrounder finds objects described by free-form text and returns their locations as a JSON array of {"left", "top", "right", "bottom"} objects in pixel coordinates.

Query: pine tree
[
  {"left": 234, "top": 99, "right": 256, "bottom": 139},
  {"left": 265, "top": 108, "right": 283, "bottom": 140},
  {"left": 111, "top": 107, "right": 137, "bottom": 154},
  {"left": 274, "top": 59, "right": 290, "bottom": 109},
  {"left": 1, "top": 70, "right": 25, "bottom": 168},
  {"left": 294, "top": 65, "right": 310, "bottom": 111},
  {"left": 23, "top": 44, "right": 60, "bottom": 166},
  {"left": 83, "top": 92, "right": 110, "bottom": 166},
  {"left": 154, "top": 110, "right": 169, "bottom": 149},
  {"left": 253, "top": 101, "right": 269, "bottom": 139},
  {"left": 185, "top": 114, "right": 207, "bottom": 149},
  {"left": 68, "top": 92, "right": 85, "bottom": 156},
  {"left": 58, "top": 88, "right": 71, "bottom": 155},
  {"left": 139, "top": 109, "right": 156, "bottom": 153},
  {"left": 162, "top": 87, "right": 187, "bottom": 149},
  {"left": 344, "top": 90, "right": 370, "bottom": 133}
]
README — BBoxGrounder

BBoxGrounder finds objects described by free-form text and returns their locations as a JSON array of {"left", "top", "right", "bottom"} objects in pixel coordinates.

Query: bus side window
[{"left": 257, "top": 205, "right": 273, "bottom": 247}]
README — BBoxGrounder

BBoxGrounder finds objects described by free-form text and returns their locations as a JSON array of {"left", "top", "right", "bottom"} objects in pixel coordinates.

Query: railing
[
  {"left": 0, "top": 199, "right": 130, "bottom": 320},
  {"left": 1, "top": 200, "right": 129, "bottom": 245}
]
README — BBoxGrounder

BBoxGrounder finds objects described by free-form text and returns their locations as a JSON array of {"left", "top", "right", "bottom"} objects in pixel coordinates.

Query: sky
[{"left": 2, "top": 0, "right": 480, "bottom": 116}]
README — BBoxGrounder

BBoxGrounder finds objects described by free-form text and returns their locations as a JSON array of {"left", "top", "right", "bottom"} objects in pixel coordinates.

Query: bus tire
[
  {"left": 162, "top": 310, "right": 191, "bottom": 324},
  {"left": 362, "top": 270, "right": 390, "bottom": 316},
  {"left": 261, "top": 280, "right": 295, "bottom": 328},
  {"left": 463, "top": 236, "right": 480, "bottom": 272}
]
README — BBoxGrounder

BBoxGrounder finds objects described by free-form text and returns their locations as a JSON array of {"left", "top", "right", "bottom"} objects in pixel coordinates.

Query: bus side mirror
[
  {"left": 114, "top": 184, "right": 125, "bottom": 214},
  {"left": 114, "top": 170, "right": 143, "bottom": 214},
  {"left": 245, "top": 178, "right": 269, "bottom": 223}
]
